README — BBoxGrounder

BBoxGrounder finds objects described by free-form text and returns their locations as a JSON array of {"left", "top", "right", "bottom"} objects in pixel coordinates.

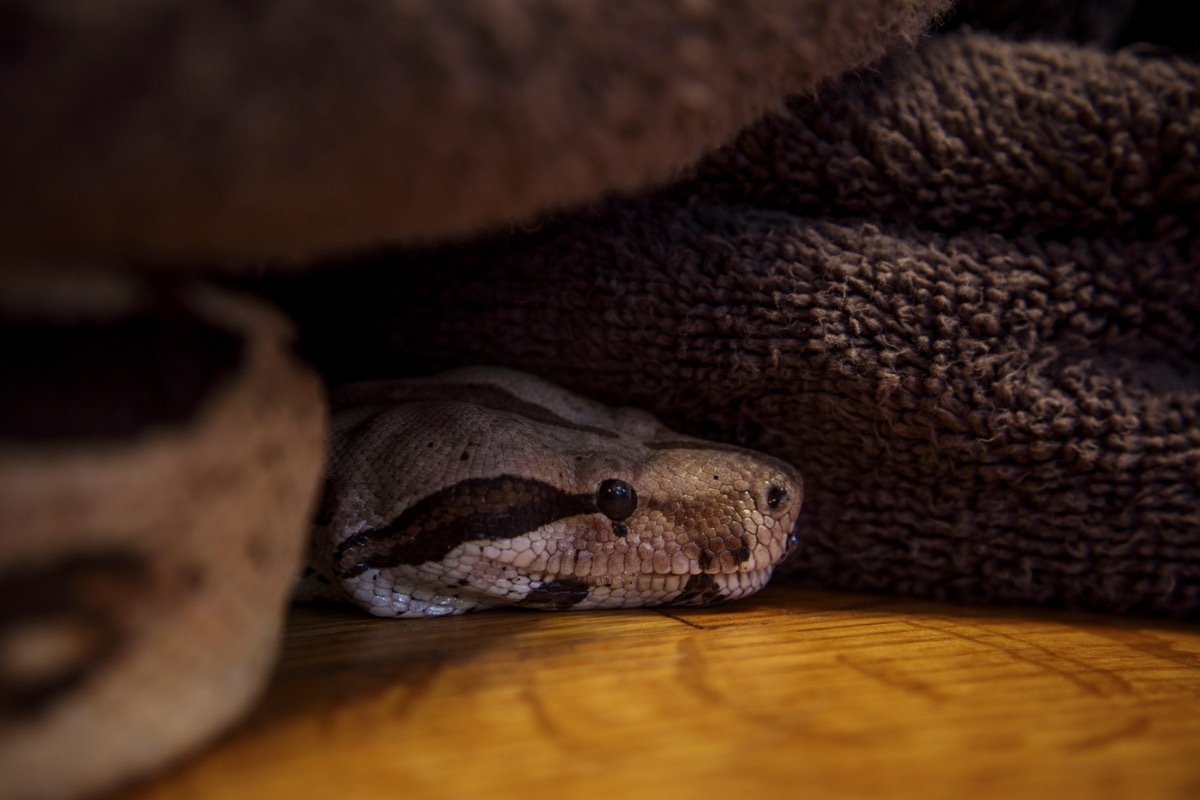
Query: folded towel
[{"left": 278, "top": 24, "right": 1200, "bottom": 616}]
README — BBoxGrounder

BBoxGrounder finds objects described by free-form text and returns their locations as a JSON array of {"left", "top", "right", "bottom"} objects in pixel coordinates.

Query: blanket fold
[
  {"left": 680, "top": 32, "right": 1200, "bottom": 239},
  {"left": 275, "top": 25, "right": 1200, "bottom": 616},
  {"left": 0, "top": 0, "right": 948, "bottom": 264}
]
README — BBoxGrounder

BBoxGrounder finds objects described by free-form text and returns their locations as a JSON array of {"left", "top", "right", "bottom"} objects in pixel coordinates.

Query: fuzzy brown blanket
[{"left": 271, "top": 7, "right": 1200, "bottom": 617}]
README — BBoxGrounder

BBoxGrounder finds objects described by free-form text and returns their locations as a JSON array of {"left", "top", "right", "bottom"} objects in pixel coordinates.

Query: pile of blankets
[
  {"left": 5, "top": 0, "right": 1198, "bottom": 621},
  {"left": 273, "top": 1, "right": 1200, "bottom": 615}
]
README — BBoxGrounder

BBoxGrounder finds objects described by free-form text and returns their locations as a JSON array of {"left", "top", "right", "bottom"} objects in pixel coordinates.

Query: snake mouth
[
  {"left": 519, "top": 565, "right": 777, "bottom": 610},
  {"left": 671, "top": 567, "right": 776, "bottom": 607}
]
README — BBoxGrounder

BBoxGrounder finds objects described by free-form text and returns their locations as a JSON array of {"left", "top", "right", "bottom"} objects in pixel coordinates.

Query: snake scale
[{"left": 0, "top": 276, "right": 802, "bottom": 798}]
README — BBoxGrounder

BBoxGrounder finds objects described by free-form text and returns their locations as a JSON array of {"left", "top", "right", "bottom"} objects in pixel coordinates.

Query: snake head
[
  {"left": 541, "top": 437, "right": 804, "bottom": 609},
  {"left": 310, "top": 368, "right": 803, "bottom": 617}
]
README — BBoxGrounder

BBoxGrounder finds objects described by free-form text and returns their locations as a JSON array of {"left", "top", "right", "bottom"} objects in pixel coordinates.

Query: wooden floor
[{"left": 123, "top": 584, "right": 1200, "bottom": 800}]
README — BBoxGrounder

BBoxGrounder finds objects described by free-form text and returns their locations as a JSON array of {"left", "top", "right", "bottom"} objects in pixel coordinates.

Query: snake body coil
[{"left": 1, "top": 300, "right": 802, "bottom": 800}]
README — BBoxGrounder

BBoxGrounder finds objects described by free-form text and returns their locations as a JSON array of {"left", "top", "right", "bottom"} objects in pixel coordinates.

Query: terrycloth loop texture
[
  {"left": 0, "top": 0, "right": 948, "bottom": 265},
  {"left": 281, "top": 30, "right": 1200, "bottom": 616}
]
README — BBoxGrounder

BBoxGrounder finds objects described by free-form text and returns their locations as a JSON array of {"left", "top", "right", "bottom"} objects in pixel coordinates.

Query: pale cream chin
[{"left": 326, "top": 561, "right": 779, "bottom": 617}]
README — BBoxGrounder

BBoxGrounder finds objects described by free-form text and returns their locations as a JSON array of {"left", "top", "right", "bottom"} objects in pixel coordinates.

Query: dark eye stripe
[{"left": 332, "top": 476, "right": 597, "bottom": 575}]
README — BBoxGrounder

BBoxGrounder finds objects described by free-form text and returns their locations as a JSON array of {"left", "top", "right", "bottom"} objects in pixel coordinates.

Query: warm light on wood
[{"left": 123, "top": 585, "right": 1200, "bottom": 799}]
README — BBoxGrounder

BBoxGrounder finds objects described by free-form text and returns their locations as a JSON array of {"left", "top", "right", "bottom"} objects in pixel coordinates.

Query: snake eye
[
  {"left": 766, "top": 483, "right": 788, "bottom": 510},
  {"left": 596, "top": 479, "right": 637, "bottom": 521}
]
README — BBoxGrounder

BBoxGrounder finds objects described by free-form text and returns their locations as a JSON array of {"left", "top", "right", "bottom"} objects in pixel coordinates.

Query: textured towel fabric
[
  {"left": 273, "top": 28, "right": 1200, "bottom": 616},
  {"left": 0, "top": 0, "right": 947, "bottom": 265}
]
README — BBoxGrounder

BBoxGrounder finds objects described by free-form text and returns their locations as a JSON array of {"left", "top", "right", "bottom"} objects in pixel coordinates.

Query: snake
[
  {"left": 302, "top": 366, "right": 803, "bottom": 618},
  {"left": 0, "top": 275, "right": 802, "bottom": 799}
]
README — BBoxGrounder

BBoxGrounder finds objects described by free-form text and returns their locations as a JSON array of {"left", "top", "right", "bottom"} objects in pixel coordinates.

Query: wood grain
[{"left": 122, "top": 585, "right": 1200, "bottom": 799}]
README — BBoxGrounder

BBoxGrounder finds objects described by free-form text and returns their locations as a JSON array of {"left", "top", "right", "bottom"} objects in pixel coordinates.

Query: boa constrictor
[
  {"left": 303, "top": 366, "right": 803, "bottom": 618},
  {"left": 0, "top": 275, "right": 802, "bottom": 799}
]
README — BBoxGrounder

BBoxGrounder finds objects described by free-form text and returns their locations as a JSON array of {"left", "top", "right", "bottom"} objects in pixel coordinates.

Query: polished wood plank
[{"left": 123, "top": 585, "right": 1200, "bottom": 799}]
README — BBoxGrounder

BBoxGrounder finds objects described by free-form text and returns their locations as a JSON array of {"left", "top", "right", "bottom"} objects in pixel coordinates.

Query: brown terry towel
[
  {"left": 0, "top": 0, "right": 948, "bottom": 264},
  {"left": 277, "top": 25, "right": 1200, "bottom": 616}
]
